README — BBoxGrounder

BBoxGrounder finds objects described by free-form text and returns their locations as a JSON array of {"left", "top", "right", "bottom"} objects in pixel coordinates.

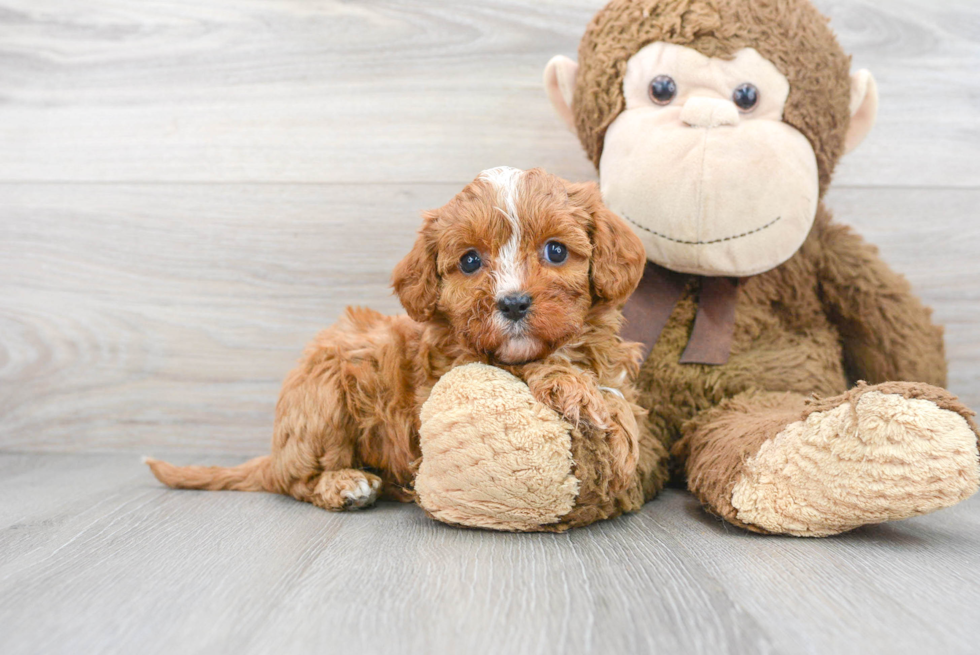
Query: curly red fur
[{"left": 147, "top": 168, "right": 649, "bottom": 511}]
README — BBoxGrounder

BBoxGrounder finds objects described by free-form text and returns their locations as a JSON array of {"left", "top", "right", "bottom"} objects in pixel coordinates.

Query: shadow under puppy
[{"left": 147, "top": 167, "right": 661, "bottom": 516}]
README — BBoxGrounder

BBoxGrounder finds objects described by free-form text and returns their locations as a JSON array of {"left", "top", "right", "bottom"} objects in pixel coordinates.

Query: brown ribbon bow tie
[{"left": 620, "top": 262, "right": 740, "bottom": 366}]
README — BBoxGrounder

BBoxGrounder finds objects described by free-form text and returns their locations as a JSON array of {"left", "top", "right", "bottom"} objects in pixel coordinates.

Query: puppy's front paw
[{"left": 528, "top": 371, "right": 611, "bottom": 429}]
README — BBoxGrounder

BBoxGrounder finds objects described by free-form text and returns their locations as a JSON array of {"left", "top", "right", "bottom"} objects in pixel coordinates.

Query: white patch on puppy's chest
[{"left": 480, "top": 166, "right": 526, "bottom": 298}]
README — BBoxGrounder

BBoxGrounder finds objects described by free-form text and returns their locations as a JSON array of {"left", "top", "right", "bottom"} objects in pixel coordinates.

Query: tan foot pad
[
  {"left": 415, "top": 364, "right": 579, "bottom": 532},
  {"left": 731, "top": 389, "right": 980, "bottom": 536}
]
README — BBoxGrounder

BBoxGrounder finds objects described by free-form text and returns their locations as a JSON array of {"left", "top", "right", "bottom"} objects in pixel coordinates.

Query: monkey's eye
[
  {"left": 648, "top": 75, "right": 677, "bottom": 106},
  {"left": 459, "top": 250, "right": 482, "bottom": 274},
  {"left": 543, "top": 241, "right": 568, "bottom": 265},
  {"left": 733, "top": 83, "right": 760, "bottom": 112}
]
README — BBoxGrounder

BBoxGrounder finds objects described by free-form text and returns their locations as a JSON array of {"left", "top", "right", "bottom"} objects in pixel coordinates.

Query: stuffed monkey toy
[
  {"left": 535, "top": 0, "right": 980, "bottom": 536},
  {"left": 417, "top": 0, "right": 980, "bottom": 536}
]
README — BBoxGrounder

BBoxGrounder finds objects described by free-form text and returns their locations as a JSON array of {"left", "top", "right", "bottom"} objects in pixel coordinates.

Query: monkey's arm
[{"left": 815, "top": 215, "right": 947, "bottom": 386}]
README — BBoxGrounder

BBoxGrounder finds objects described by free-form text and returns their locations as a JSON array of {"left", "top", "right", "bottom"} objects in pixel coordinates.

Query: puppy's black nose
[{"left": 497, "top": 293, "right": 532, "bottom": 322}]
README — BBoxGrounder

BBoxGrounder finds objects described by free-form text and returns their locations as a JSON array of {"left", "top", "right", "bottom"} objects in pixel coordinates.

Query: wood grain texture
[
  {"left": 2, "top": 184, "right": 978, "bottom": 452},
  {"left": 0, "top": 183, "right": 433, "bottom": 452},
  {"left": 1, "top": 452, "right": 979, "bottom": 655},
  {"left": 0, "top": 0, "right": 976, "bottom": 186},
  {"left": 0, "top": 0, "right": 977, "bottom": 454}
]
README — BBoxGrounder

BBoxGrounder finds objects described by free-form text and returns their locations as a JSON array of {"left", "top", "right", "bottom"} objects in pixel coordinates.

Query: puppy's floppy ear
[
  {"left": 567, "top": 182, "right": 646, "bottom": 306},
  {"left": 392, "top": 211, "right": 440, "bottom": 323}
]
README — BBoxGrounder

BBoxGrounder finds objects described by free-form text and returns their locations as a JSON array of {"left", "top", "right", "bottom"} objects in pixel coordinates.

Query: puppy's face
[{"left": 393, "top": 167, "right": 646, "bottom": 364}]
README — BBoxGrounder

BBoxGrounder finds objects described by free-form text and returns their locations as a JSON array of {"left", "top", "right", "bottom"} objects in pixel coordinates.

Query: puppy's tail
[{"left": 143, "top": 455, "right": 277, "bottom": 493}]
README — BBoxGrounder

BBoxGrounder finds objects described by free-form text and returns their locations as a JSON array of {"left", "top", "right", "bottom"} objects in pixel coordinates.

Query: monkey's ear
[
  {"left": 567, "top": 182, "right": 647, "bottom": 306},
  {"left": 544, "top": 55, "right": 579, "bottom": 133},
  {"left": 391, "top": 212, "right": 440, "bottom": 323},
  {"left": 844, "top": 69, "right": 878, "bottom": 155}
]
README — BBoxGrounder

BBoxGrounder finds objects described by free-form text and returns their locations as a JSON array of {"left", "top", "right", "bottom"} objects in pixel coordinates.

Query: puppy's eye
[
  {"left": 459, "top": 249, "right": 482, "bottom": 275},
  {"left": 733, "top": 83, "right": 759, "bottom": 112},
  {"left": 649, "top": 75, "right": 677, "bottom": 105},
  {"left": 543, "top": 241, "right": 568, "bottom": 265}
]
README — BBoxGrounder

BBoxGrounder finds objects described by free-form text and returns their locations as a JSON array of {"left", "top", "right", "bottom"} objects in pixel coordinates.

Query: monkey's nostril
[{"left": 497, "top": 294, "right": 532, "bottom": 322}]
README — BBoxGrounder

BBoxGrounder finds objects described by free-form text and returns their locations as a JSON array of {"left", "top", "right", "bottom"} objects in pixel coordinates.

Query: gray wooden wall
[{"left": 1, "top": 0, "right": 978, "bottom": 454}]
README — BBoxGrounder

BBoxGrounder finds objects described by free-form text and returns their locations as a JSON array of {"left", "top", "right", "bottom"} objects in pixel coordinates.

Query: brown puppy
[{"left": 146, "top": 167, "right": 647, "bottom": 512}]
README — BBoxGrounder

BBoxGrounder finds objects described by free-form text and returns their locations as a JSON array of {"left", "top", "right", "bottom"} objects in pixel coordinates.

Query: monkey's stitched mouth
[{"left": 620, "top": 212, "right": 782, "bottom": 245}]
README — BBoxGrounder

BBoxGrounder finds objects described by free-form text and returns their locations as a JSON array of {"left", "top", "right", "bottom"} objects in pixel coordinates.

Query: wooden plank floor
[
  {"left": 1, "top": 0, "right": 979, "bottom": 453},
  {"left": 1, "top": 1, "right": 979, "bottom": 653},
  {"left": 2, "top": 452, "right": 980, "bottom": 655}
]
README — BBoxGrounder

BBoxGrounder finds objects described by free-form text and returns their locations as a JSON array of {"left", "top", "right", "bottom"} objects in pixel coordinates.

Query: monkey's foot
[
  {"left": 730, "top": 383, "right": 980, "bottom": 537},
  {"left": 415, "top": 364, "right": 581, "bottom": 531}
]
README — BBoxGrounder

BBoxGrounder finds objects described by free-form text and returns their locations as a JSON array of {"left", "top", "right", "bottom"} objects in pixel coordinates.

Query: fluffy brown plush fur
[
  {"left": 640, "top": 205, "right": 962, "bottom": 530},
  {"left": 574, "top": 0, "right": 851, "bottom": 193},
  {"left": 563, "top": 0, "right": 980, "bottom": 535},
  {"left": 146, "top": 168, "right": 662, "bottom": 513}
]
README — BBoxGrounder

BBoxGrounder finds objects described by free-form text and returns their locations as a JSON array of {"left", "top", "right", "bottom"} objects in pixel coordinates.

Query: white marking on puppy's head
[{"left": 479, "top": 166, "right": 526, "bottom": 299}]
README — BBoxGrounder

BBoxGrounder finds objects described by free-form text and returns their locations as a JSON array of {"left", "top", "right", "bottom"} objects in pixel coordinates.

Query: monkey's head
[{"left": 544, "top": 0, "right": 878, "bottom": 277}]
